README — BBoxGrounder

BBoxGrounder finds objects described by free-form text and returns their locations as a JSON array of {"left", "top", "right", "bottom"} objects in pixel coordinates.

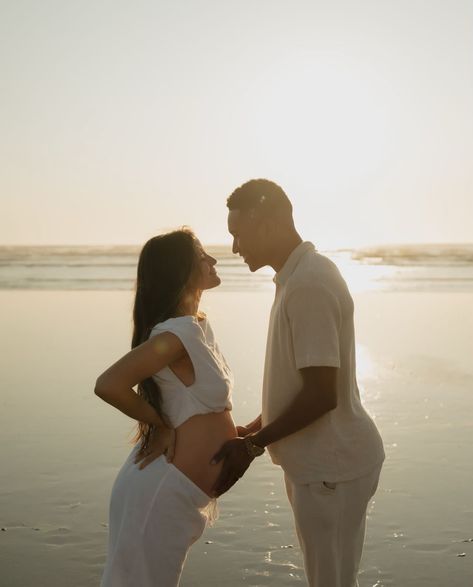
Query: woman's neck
[{"left": 175, "top": 290, "right": 201, "bottom": 317}]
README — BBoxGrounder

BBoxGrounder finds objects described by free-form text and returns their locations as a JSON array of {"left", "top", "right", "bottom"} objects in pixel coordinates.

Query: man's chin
[{"left": 246, "top": 260, "right": 263, "bottom": 273}]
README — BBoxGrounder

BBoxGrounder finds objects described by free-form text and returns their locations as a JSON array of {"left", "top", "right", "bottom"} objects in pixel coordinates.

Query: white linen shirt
[{"left": 262, "top": 242, "right": 385, "bottom": 484}]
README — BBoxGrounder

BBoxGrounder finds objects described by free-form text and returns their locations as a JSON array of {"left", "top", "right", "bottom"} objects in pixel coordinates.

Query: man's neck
[{"left": 270, "top": 232, "right": 303, "bottom": 273}]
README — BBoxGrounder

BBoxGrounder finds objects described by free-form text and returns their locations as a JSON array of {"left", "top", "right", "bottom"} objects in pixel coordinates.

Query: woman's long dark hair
[{"left": 132, "top": 228, "right": 198, "bottom": 448}]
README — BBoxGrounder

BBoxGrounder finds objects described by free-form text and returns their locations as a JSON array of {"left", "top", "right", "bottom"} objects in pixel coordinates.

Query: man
[{"left": 211, "top": 179, "right": 385, "bottom": 587}]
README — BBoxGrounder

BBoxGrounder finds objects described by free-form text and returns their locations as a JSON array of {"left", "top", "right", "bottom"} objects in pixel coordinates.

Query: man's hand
[
  {"left": 236, "top": 425, "right": 251, "bottom": 437},
  {"left": 210, "top": 438, "right": 254, "bottom": 496},
  {"left": 134, "top": 425, "right": 176, "bottom": 469}
]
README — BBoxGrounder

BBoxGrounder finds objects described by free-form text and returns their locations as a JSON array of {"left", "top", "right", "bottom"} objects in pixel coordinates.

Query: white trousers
[
  {"left": 284, "top": 464, "right": 382, "bottom": 587},
  {"left": 101, "top": 448, "right": 213, "bottom": 587}
]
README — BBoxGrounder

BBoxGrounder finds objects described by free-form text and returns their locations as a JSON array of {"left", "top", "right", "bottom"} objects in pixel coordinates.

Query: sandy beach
[
  {"left": 1, "top": 287, "right": 472, "bottom": 586},
  {"left": 2, "top": 0, "right": 472, "bottom": 582}
]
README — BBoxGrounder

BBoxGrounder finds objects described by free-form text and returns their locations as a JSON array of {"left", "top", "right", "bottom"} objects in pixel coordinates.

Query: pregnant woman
[{"left": 95, "top": 228, "right": 237, "bottom": 586}]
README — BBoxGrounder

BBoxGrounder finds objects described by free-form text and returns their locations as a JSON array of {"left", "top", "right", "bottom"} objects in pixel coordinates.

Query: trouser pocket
[{"left": 321, "top": 480, "right": 337, "bottom": 492}]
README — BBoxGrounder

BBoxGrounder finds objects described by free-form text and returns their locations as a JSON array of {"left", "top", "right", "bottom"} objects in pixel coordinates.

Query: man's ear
[
  {"left": 247, "top": 207, "right": 258, "bottom": 222},
  {"left": 262, "top": 216, "right": 277, "bottom": 238}
]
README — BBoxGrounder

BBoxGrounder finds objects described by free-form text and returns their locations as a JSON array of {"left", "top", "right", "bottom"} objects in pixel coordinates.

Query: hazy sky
[{"left": 1, "top": 0, "right": 472, "bottom": 248}]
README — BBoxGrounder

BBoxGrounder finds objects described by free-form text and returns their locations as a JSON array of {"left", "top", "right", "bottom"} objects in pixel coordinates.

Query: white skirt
[{"left": 101, "top": 446, "right": 216, "bottom": 587}]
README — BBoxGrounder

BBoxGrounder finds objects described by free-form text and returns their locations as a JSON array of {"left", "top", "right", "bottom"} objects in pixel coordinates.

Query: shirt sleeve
[{"left": 285, "top": 282, "right": 342, "bottom": 369}]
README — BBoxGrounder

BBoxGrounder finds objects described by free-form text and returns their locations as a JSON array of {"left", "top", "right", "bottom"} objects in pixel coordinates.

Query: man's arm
[
  {"left": 251, "top": 367, "right": 337, "bottom": 448},
  {"left": 211, "top": 366, "right": 337, "bottom": 495},
  {"left": 212, "top": 281, "right": 341, "bottom": 495}
]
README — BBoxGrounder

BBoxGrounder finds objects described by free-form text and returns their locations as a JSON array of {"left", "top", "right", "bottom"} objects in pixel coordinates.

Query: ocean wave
[
  {"left": 1, "top": 244, "right": 473, "bottom": 291},
  {"left": 350, "top": 244, "right": 473, "bottom": 266}
]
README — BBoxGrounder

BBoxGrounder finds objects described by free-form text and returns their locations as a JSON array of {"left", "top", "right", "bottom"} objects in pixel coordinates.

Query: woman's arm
[{"left": 94, "top": 331, "right": 186, "bottom": 426}]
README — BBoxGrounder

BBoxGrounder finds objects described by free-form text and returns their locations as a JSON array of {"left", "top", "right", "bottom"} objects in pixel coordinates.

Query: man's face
[{"left": 227, "top": 209, "right": 267, "bottom": 272}]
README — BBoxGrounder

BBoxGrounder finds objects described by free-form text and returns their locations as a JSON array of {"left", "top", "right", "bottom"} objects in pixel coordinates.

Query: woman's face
[{"left": 194, "top": 239, "right": 221, "bottom": 290}]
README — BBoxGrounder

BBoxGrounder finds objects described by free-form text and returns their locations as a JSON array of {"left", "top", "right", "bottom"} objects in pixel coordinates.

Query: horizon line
[{"left": 1, "top": 241, "right": 472, "bottom": 250}]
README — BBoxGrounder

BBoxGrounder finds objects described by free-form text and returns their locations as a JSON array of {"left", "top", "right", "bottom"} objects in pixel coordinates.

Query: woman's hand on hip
[{"left": 134, "top": 426, "right": 176, "bottom": 469}]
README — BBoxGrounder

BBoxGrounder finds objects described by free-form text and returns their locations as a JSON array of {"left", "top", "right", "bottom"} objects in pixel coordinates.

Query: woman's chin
[{"left": 205, "top": 275, "right": 221, "bottom": 290}]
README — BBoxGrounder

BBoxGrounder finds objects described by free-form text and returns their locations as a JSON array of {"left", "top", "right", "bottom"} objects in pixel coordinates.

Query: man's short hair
[{"left": 227, "top": 179, "right": 293, "bottom": 216}]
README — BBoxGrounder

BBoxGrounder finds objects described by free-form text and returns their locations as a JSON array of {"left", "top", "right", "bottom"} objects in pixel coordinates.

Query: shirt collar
[{"left": 273, "top": 241, "right": 315, "bottom": 286}]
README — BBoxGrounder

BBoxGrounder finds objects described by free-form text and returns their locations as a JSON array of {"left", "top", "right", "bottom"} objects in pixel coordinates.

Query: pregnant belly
[{"left": 172, "top": 410, "right": 237, "bottom": 497}]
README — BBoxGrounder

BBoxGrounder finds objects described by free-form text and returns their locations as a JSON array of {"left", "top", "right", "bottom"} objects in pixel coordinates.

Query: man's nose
[{"left": 232, "top": 239, "right": 239, "bottom": 255}]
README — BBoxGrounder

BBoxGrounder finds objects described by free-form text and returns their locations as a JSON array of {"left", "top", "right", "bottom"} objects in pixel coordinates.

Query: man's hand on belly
[{"left": 210, "top": 438, "right": 254, "bottom": 496}]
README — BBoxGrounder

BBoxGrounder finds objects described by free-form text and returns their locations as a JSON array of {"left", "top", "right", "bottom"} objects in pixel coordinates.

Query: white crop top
[{"left": 149, "top": 315, "right": 233, "bottom": 428}]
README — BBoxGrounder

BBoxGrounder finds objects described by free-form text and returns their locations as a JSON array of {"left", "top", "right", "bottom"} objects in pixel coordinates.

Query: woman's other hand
[
  {"left": 236, "top": 425, "right": 251, "bottom": 437},
  {"left": 237, "top": 415, "right": 262, "bottom": 437},
  {"left": 134, "top": 426, "right": 176, "bottom": 469}
]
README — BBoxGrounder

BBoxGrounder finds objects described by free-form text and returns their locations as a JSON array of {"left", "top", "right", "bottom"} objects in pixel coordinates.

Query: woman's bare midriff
[{"left": 172, "top": 410, "right": 237, "bottom": 497}]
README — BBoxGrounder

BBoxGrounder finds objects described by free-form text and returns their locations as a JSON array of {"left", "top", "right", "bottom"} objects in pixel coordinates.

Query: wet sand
[{"left": 0, "top": 289, "right": 472, "bottom": 586}]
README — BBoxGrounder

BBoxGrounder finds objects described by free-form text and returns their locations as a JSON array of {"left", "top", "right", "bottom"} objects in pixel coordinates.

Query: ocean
[{"left": 1, "top": 243, "right": 472, "bottom": 292}]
